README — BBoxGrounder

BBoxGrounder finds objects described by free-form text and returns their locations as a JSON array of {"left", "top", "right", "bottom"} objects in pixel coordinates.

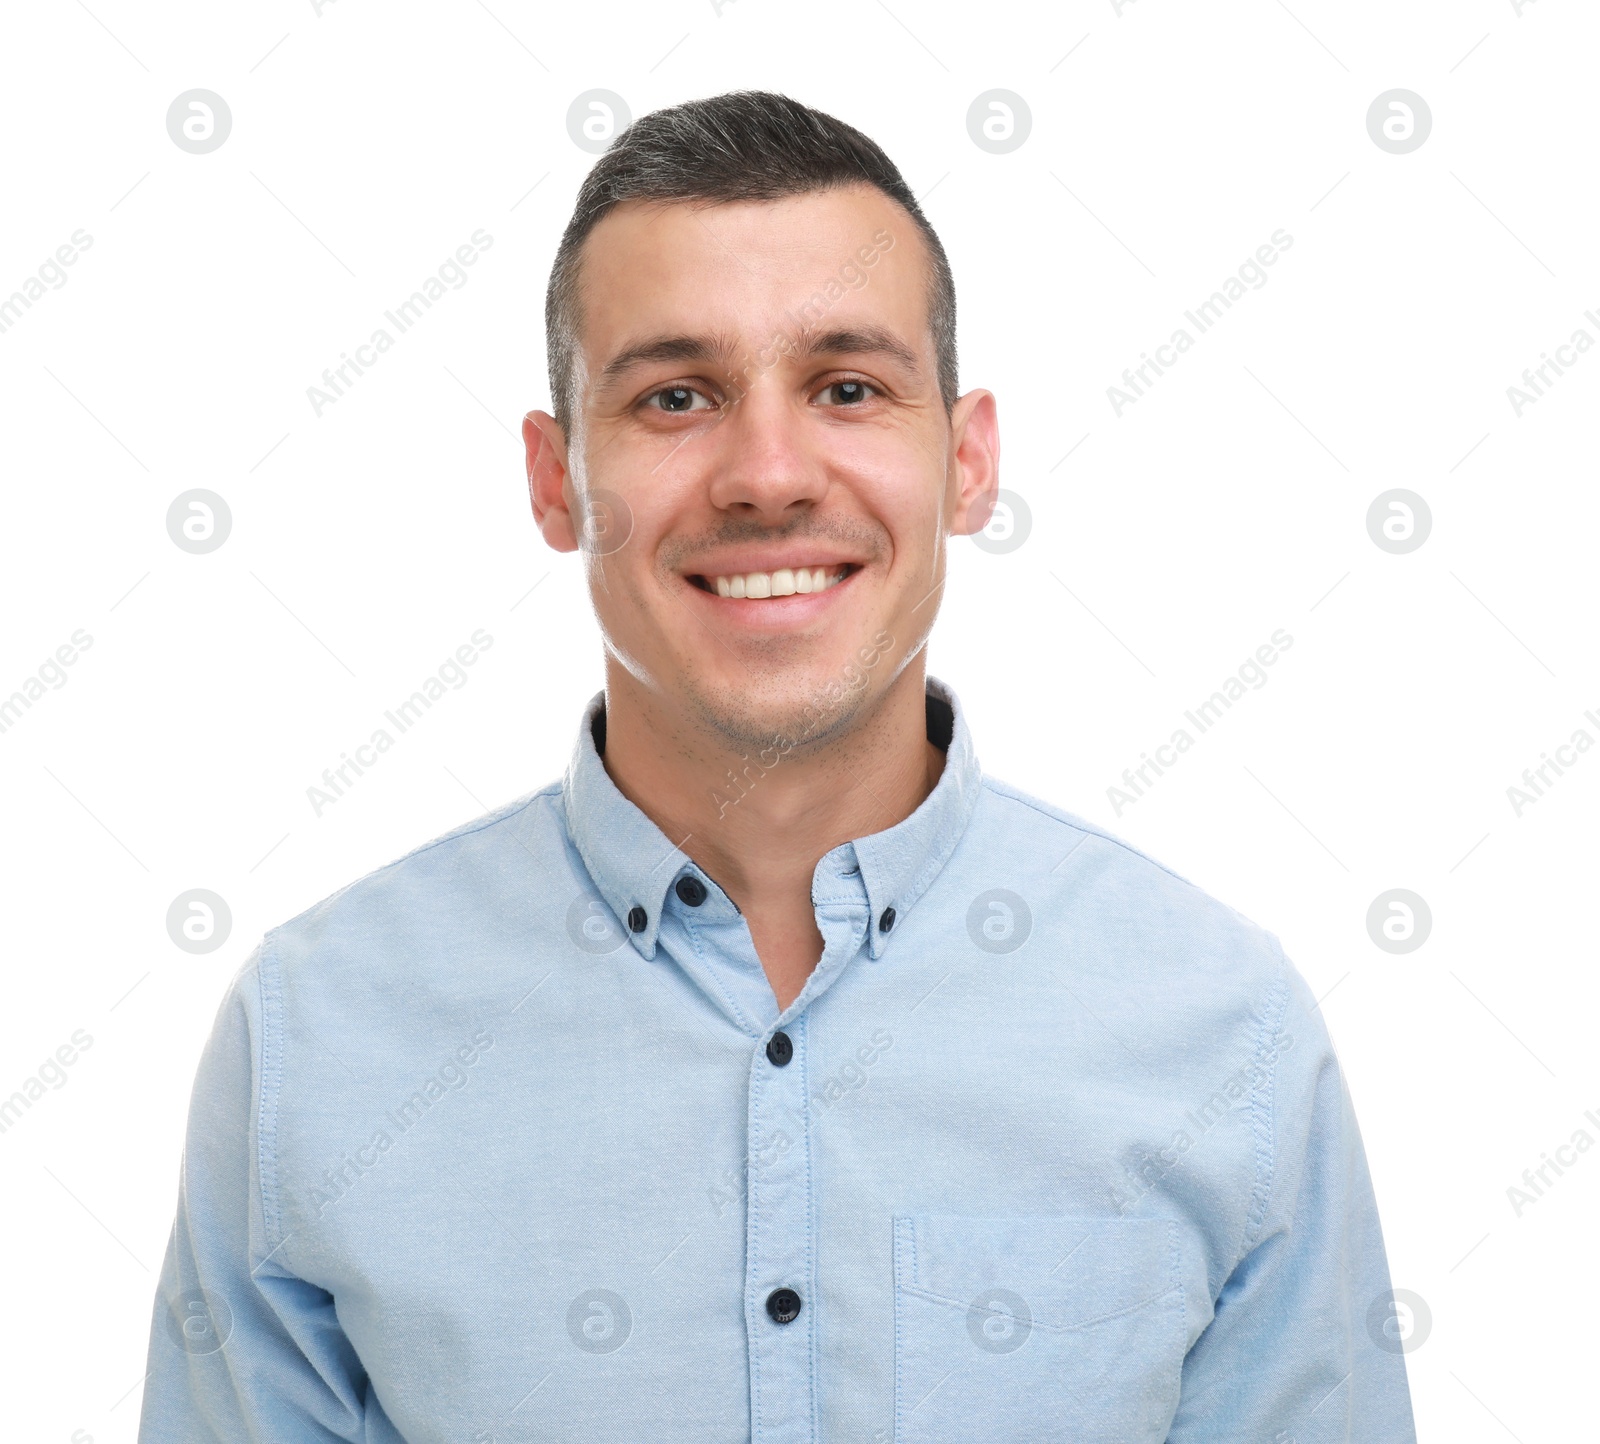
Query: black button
[
  {"left": 766, "top": 1031, "right": 793, "bottom": 1067},
  {"left": 879, "top": 907, "right": 896, "bottom": 933},
  {"left": 627, "top": 906, "right": 647, "bottom": 933},
  {"left": 766, "top": 1287, "right": 802, "bottom": 1324},
  {"left": 675, "top": 875, "right": 707, "bottom": 907}
]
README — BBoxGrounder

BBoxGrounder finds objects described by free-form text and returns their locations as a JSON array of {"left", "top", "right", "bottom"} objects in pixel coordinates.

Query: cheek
[
  {"left": 848, "top": 452, "right": 946, "bottom": 570},
  {"left": 585, "top": 548, "right": 657, "bottom": 633}
]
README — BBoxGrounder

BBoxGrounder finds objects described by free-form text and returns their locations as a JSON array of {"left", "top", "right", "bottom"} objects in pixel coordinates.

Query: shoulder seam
[
  {"left": 978, "top": 776, "right": 1192, "bottom": 886},
  {"left": 264, "top": 786, "right": 559, "bottom": 944},
  {"left": 373, "top": 786, "right": 555, "bottom": 872}
]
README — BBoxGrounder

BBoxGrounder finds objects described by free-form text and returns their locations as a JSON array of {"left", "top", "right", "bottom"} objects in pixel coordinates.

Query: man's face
[{"left": 525, "top": 184, "right": 997, "bottom": 752}]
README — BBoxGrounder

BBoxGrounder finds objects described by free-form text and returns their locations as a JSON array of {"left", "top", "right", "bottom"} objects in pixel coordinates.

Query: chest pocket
[{"left": 893, "top": 1214, "right": 1186, "bottom": 1444}]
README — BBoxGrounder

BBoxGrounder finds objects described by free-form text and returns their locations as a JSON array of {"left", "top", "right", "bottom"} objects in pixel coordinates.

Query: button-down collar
[{"left": 561, "top": 677, "right": 982, "bottom": 966}]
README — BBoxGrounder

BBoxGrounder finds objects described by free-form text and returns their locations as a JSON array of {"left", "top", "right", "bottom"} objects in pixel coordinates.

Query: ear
[
  {"left": 945, "top": 389, "right": 1000, "bottom": 537},
  {"left": 524, "top": 410, "right": 579, "bottom": 553}
]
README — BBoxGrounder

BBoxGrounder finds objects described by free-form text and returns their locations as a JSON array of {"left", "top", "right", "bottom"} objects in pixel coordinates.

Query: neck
[{"left": 598, "top": 660, "right": 944, "bottom": 1009}]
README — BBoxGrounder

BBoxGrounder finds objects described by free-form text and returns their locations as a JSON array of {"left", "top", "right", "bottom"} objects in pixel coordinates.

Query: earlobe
[
  {"left": 947, "top": 389, "right": 1001, "bottom": 538},
  {"left": 524, "top": 410, "right": 580, "bottom": 553}
]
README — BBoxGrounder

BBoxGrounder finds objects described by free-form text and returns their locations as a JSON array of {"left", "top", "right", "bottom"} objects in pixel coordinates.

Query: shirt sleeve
[
  {"left": 137, "top": 946, "right": 370, "bottom": 1442},
  {"left": 1164, "top": 954, "right": 1419, "bottom": 1444}
]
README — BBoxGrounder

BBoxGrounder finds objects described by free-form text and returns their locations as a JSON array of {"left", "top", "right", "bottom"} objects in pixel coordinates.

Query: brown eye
[
  {"left": 820, "top": 381, "right": 873, "bottom": 406},
  {"left": 649, "top": 386, "right": 711, "bottom": 412}
]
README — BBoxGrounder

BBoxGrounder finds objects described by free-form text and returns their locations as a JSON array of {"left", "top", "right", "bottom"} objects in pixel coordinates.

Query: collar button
[
  {"left": 878, "top": 906, "right": 897, "bottom": 933},
  {"left": 627, "top": 905, "right": 648, "bottom": 933},
  {"left": 674, "top": 875, "right": 708, "bottom": 907}
]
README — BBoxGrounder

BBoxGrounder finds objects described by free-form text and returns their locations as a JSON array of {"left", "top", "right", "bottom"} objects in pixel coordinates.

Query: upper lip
[{"left": 679, "top": 549, "right": 865, "bottom": 578}]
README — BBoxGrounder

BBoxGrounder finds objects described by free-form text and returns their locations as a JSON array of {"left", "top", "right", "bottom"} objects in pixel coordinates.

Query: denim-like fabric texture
[{"left": 139, "top": 680, "right": 1416, "bottom": 1443}]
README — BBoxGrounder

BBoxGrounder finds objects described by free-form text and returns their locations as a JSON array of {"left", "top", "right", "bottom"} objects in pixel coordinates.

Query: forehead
[{"left": 574, "top": 185, "right": 932, "bottom": 361}]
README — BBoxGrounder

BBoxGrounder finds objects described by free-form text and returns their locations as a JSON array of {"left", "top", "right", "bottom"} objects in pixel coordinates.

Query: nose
[{"left": 704, "top": 379, "right": 829, "bottom": 523}]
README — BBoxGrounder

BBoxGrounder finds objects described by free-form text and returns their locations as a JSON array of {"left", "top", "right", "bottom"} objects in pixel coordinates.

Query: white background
[{"left": 2, "top": 0, "right": 1595, "bottom": 1438}]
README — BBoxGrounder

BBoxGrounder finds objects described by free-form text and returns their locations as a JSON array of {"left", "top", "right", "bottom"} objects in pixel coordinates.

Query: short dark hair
[{"left": 545, "top": 90, "right": 957, "bottom": 434}]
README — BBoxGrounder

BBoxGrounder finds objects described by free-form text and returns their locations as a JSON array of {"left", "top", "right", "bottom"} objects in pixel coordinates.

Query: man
[{"left": 141, "top": 91, "right": 1417, "bottom": 1441}]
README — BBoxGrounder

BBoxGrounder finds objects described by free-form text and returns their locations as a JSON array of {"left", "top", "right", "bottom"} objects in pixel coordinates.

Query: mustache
[{"left": 659, "top": 514, "right": 887, "bottom": 570}]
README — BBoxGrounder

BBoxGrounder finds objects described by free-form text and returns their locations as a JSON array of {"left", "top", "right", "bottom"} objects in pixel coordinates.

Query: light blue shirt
[{"left": 140, "top": 682, "right": 1416, "bottom": 1442}]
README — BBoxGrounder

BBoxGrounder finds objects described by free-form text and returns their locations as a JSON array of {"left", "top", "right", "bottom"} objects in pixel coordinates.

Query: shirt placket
[
  {"left": 744, "top": 1005, "right": 812, "bottom": 1444},
  {"left": 743, "top": 894, "right": 869, "bottom": 1444}
]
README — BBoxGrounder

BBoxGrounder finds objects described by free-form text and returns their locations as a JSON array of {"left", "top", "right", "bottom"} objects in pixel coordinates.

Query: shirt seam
[
  {"left": 865, "top": 760, "right": 984, "bottom": 939},
  {"left": 1237, "top": 952, "right": 1293, "bottom": 1268},
  {"left": 378, "top": 786, "right": 557, "bottom": 878},
  {"left": 1166, "top": 1216, "right": 1187, "bottom": 1370},
  {"left": 256, "top": 938, "right": 286, "bottom": 1259},
  {"left": 801, "top": 1012, "right": 819, "bottom": 1444},
  {"left": 899, "top": 1280, "right": 1183, "bottom": 1331},
  {"left": 978, "top": 776, "right": 1194, "bottom": 887},
  {"left": 265, "top": 789, "right": 558, "bottom": 948},
  {"left": 892, "top": 1217, "right": 907, "bottom": 1443},
  {"left": 891, "top": 840, "right": 964, "bottom": 926},
  {"left": 679, "top": 910, "right": 761, "bottom": 1037},
  {"left": 748, "top": 1042, "right": 766, "bottom": 1440}
]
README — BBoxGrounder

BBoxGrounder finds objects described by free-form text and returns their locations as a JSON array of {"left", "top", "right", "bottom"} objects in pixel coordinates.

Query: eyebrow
[
  {"left": 801, "top": 326, "right": 921, "bottom": 374},
  {"left": 596, "top": 334, "right": 737, "bottom": 389},
  {"left": 595, "top": 324, "right": 922, "bottom": 390}
]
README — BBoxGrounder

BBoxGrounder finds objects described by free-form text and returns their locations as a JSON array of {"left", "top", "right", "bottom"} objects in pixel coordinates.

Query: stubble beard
[{"left": 682, "top": 652, "right": 879, "bottom": 761}]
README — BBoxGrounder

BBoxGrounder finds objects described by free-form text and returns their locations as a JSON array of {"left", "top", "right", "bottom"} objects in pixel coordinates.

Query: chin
[{"left": 683, "top": 668, "right": 880, "bottom": 757}]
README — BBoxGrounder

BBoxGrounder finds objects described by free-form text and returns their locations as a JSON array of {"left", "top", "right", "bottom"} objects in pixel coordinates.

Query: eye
[
  {"left": 816, "top": 379, "right": 876, "bottom": 406},
  {"left": 646, "top": 385, "right": 714, "bottom": 413}
]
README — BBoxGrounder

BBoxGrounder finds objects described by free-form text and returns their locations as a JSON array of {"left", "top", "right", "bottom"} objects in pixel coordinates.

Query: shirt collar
[{"left": 561, "top": 677, "right": 982, "bottom": 962}]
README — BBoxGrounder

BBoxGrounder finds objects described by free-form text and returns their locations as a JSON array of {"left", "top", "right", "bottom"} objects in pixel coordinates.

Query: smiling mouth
[{"left": 689, "top": 564, "right": 858, "bottom": 599}]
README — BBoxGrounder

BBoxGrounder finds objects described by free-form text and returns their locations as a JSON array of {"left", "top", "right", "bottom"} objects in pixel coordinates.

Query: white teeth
[{"left": 705, "top": 566, "right": 846, "bottom": 598}]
